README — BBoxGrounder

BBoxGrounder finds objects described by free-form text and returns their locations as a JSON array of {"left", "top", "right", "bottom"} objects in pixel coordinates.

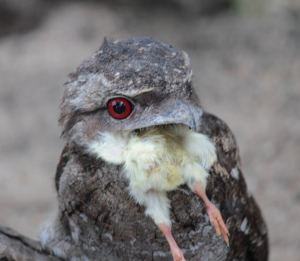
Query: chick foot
[
  {"left": 192, "top": 181, "right": 230, "bottom": 246},
  {"left": 206, "top": 202, "right": 230, "bottom": 246}
]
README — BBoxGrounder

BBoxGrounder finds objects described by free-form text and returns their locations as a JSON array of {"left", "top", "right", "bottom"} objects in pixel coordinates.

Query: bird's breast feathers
[{"left": 89, "top": 124, "right": 217, "bottom": 191}]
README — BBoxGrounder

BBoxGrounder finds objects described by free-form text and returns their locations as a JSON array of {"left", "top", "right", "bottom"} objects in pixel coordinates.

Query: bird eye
[{"left": 107, "top": 97, "right": 132, "bottom": 119}]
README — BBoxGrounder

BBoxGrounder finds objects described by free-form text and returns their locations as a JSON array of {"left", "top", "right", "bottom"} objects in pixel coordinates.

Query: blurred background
[{"left": 0, "top": 0, "right": 299, "bottom": 260}]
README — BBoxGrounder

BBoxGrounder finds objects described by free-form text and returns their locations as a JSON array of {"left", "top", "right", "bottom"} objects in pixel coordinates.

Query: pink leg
[
  {"left": 193, "top": 181, "right": 230, "bottom": 246},
  {"left": 157, "top": 223, "right": 186, "bottom": 261}
]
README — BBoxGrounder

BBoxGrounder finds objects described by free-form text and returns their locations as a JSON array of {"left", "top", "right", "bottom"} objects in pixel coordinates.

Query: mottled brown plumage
[
  {"left": 38, "top": 37, "right": 268, "bottom": 261},
  {"left": 0, "top": 226, "right": 60, "bottom": 261}
]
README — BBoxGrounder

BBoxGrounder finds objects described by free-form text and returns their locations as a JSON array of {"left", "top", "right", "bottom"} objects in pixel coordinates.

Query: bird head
[{"left": 59, "top": 37, "right": 203, "bottom": 146}]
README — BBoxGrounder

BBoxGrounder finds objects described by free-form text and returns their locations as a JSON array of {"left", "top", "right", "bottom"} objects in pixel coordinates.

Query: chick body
[
  {"left": 90, "top": 124, "right": 216, "bottom": 193},
  {"left": 89, "top": 124, "right": 216, "bottom": 226},
  {"left": 123, "top": 125, "right": 208, "bottom": 192}
]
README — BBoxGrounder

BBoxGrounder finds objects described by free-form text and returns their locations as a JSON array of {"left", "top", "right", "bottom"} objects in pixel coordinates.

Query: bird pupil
[{"left": 113, "top": 101, "right": 126, "bottom": 114}]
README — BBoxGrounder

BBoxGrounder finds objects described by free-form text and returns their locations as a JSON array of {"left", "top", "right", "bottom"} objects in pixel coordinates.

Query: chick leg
[
  {"left": 130, "top": 187, "right": 186, "bottom": 261},
  {"left": 157, "top": 223, "right": 186, "bottom": 261},
  {"left": 193, "top": 181, "right": 230, "bottom": 246}
]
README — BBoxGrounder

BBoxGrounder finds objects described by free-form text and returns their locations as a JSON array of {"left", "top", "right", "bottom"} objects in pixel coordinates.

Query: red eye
[{"left": 107, "top": 97, "right": 132, "bottom": 119}]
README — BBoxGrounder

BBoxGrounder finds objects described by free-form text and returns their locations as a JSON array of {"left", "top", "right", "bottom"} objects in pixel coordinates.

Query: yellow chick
[
  {"left": 123, "top": 125, "right": 213, "bottom": 191},
  {"left": 89, "top": 124, "right": 229, "bottom": 261}
]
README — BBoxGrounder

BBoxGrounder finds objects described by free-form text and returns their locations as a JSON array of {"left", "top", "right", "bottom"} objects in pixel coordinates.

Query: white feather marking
[
  {"left": 153, "top": 251, "right": 167, "bottom": 257},
  {"left": 130, "top": 238, "right": 136, "bottom": 245},
  {"left": 39, "top": 221, "right": 53, "bottom": 247},
  {"left": 52, "top": 247, "right": 67, "bottom": 259},
  {"left": 79, "top": 213, "right": 88, "bottom": 222},
  {"left": 141, "top": 250, "right": 151, "bottom": 256},
  {"left": 240, "top": 218, "right": 248, "bottom": 232},
  {"left": 69, "top": 219, "right": 80, "bottom": 243},
  {"left": 103, "top": 233, "right": 113, "bottom": 242},
  {"left": 231, "top": 167, "right": 239, "bottom": 180}
]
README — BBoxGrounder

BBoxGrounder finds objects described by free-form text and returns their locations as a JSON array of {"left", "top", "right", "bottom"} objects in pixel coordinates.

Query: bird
[{"left": 39, "top": 37, "right": 268, "bottom": 261}]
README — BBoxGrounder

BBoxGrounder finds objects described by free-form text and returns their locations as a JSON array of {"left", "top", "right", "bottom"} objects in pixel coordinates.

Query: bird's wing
[
  {"left": 0, "top": 225, "right": 60, "bottom": 261},
  {"left": 201, "top": 112, "right": 269, "bottom": 261}
]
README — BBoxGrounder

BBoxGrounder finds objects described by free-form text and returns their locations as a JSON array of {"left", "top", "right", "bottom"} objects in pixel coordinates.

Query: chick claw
[{"left": 206, "top": 203, "right": 230, "bottom": 246}]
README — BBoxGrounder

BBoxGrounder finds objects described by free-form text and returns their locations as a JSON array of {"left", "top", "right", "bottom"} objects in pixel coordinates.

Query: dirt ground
[{"left": 0, "top": 1, "right": 299, "bottom": 260}]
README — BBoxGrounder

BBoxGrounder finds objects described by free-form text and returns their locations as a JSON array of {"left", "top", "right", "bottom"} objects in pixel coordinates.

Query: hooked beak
[{"left": 124, "top": 97, "right": 203, "bottom": 132}]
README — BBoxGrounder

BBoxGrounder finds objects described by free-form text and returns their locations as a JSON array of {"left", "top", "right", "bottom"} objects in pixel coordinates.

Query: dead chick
[{"left": 89, "top": 124, "right": 229, "bottom": 261}]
